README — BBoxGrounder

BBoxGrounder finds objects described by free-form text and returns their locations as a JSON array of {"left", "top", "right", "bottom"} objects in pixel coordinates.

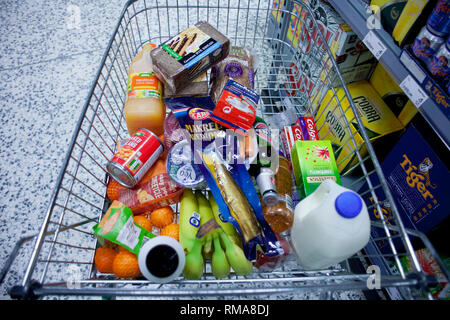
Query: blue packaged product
[
  {"left": 197, "top": 138, "right": 284, "bottom": 261},
  {"left": 164, "top": 96, "right": 226, "bottom": 150},
  {"left": 427, "top": 0, "right": 450, "bottom": 37},
  {"left": 166, "top": 140, "right": 205, "bottom": 188},
  {"left": 412, "top": 25, "right": 445, "bottom": 65},
  {"left": 358, "top": 125, "right": 450, "bottom": 254},
  {"left": 428, "top": 36, "right": 450, "bottom": 84}
]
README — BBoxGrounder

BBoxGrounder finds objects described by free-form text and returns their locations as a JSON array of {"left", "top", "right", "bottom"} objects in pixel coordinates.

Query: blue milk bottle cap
[{"left": 335, "top": 191, "right": 363, "bottom": 219}]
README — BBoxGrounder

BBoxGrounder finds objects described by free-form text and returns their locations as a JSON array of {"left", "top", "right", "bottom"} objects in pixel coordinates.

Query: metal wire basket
[{"left": 3, "top": 0, "right": 449, "bottom": 300}]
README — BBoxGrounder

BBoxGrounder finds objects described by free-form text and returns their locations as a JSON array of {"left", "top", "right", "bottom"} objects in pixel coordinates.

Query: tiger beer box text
[{"left": 358, "top": 124, "right": 450, "bottom": 255}]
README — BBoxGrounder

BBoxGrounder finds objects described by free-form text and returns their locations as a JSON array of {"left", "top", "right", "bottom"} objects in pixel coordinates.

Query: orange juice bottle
[
  {"left": 261, "top": 155, "right": 295, "bottom": 234},
  {"left": 124, "top": 43, "right": 166, "bottom": 136}
]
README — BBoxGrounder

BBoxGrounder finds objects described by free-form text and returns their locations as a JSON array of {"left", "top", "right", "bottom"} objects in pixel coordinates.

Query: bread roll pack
[
  {"left": 151, "top": 21, "right": 230, "bottom": 93},
  {"left": 210, "top": 46, "right": 255, "bottom": 104}
]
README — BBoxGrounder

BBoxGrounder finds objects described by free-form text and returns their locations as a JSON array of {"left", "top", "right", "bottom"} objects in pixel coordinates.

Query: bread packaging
[{"left": 151, "top": 21, "right": 230, "bottom": 93}]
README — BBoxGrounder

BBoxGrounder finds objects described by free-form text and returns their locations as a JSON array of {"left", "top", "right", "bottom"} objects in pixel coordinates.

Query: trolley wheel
[{"left": 9, "top": 280, "right": 42, "bottom": 300}]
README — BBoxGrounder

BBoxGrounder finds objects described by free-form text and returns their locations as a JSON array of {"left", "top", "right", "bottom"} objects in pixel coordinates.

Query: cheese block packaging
[
  {"left": 151, "top": 21, "right": 230, "bottom": 93},
  {"left": 315, "top": 81, "right": 404, "bottom": 173}
]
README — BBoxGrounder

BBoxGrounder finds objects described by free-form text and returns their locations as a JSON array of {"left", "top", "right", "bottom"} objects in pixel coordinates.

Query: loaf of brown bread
[{"left": 151, "top": 21, "right": 230, "bottom": 93}]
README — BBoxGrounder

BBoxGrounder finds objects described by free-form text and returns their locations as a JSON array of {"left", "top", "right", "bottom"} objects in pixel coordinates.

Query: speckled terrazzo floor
[
  {"left": 0, "top": 0, "right": 367, "bottom": 300},
  {"left": 0, "top": 0, "right": 126, "bottom": 299}
]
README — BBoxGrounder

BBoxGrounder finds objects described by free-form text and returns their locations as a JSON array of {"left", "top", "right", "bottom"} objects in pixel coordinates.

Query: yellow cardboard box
[{"left": 315, "top": 81, "right": 405, "bottom": 173}]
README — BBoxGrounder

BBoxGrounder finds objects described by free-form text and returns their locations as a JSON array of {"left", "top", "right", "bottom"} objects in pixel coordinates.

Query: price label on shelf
[
  {"left": 363, "top": 31, "right": 387, "bottom": 60},
  {"left": 399, "top": 75, "right": 428, "bottom": 108}
]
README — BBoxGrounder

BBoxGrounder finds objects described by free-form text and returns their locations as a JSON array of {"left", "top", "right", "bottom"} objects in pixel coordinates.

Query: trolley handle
[
  {"left": 0, "top": 236, "right": 35, "bottom": 285},
  {"left": 1, "top": 219, "right": 94, "bottom": 299}
]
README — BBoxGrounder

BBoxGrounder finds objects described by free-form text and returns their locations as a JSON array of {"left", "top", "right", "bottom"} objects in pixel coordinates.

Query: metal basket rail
[{"left": 3, "top": 0, "right": 447, "bottom": 300}]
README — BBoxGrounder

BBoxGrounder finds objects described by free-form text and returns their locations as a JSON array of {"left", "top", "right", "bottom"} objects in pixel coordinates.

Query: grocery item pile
[{"left": 92, "top": 21, "right": 371, "bottom": 282}]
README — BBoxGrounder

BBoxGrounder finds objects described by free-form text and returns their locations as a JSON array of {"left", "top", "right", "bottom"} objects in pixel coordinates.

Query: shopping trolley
[{"left": 2, "top": 0, "right": 449, "bottom": 300}]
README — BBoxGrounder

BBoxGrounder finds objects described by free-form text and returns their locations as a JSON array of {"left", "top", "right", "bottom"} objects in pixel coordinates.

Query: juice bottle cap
[{"left": 335, "top": 191, "right": 362, "bottom": 219}]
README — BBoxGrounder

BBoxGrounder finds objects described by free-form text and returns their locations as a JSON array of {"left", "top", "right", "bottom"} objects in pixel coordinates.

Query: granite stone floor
[
  {"left": 0, "top": 0, "right": 126, "bottom": 299},
  {"left": 0, "top": 0, "right": 367, "bottom": 300}
]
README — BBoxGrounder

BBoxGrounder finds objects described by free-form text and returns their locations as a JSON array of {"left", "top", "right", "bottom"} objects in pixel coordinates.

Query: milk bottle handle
[
  {"left": 295, "top": 179, "right": 332, "bottom": 221},
  {"left": 321, "top": 179, "right": 348, "bottom": 198},
  {"left": 296, "top": 179, "right": 345, "bottom": 221}
]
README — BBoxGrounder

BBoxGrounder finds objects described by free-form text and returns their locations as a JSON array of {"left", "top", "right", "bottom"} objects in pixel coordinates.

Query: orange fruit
[
  {"left": 112, "top": 250, "right": 141, "bottom": 279},
  {"left": 160, "top": 223, "right": 179, "bottom": 241},
  {"left": 150, "top": 207, "right": 175, "bottom": 229},
  {"left": 117, "top": 245, "right": 129, "bottom": 253},
  {"left": 94, "top": 247, "right": 117, "bottom": 274},
  {"left": 134, "top": 215, "right": 153, "bottom": 232}
]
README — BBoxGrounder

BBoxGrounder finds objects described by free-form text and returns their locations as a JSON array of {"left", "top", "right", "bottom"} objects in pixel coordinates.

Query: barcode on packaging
[{"left": 116, "top": 216, "right": 141, "bottom": 250}]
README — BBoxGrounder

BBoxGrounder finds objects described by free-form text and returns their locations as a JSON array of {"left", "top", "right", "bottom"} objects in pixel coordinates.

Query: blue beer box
[
  {"left": 359, "top": 124, "right": 450, "bottom": 254},
  {"left": 400, "top": 47, "right": 450, "bottom": 120}
]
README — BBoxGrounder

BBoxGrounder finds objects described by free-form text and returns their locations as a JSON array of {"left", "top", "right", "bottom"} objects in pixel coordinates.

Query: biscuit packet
[
  {"left": 93, "top": 201, "right": 156, "bottom": 255},
  {"left": 164, "top": 96, "right": 226, "bottom": 150}
]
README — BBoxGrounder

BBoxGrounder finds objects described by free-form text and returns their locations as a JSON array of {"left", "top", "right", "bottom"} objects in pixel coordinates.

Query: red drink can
[{"left": 107, "top": 128, "right": 164, "bottom": 188}]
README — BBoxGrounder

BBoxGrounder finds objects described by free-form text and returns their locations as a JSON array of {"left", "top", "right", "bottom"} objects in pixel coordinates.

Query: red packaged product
[
  {"left": 281, "top": 125, "right": 304, "bottom": 162},
  {"left": 211, "top": 79, "right": 259, "bottom": 135},
  {"left": 296, "top": 116, "right": 319, "bottom": 141},
  {"left": 106, "top": 154, "right": 184, "bottom": 215}
]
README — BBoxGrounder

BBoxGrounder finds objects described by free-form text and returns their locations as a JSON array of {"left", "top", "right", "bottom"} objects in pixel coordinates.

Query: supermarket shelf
[{"left": 329, "top": 0, "right": 450, "bottom": 149}]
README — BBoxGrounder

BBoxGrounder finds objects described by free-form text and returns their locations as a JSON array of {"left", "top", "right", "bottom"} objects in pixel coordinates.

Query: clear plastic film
[{"left": 197, "top": 135, "right": 284, "bottom": 261}]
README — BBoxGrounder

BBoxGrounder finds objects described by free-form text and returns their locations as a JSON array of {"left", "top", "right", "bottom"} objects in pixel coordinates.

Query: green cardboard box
[{"left": 291, "top": 140, "right": 341, "bottom": 199}]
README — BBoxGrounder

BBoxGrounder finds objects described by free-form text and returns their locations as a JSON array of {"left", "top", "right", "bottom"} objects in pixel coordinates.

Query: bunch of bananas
[{"left": 179, "top": 189, "right": 253, "bottom": 280}]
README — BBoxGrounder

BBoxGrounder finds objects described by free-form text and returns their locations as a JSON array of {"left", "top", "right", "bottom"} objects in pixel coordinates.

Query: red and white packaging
[
  {"left": 281, "top": 125, "right": 304, "bottom": 162},
  {"left": 296, "top": 116, "right": 319, "bottom": 141},
  {"left": 107, "top": 129, "right": 164, "bottom": 188},
  {"left": 281, "top": 117, "right": 319, "bottom": 161},
  {"left": 211, "top": 79, "right": 259, "bottom": 135}
]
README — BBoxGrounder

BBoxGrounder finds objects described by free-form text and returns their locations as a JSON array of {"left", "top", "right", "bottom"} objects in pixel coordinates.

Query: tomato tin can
[{"left": 107, "top": 128, "right": 164, "bottom": 188}]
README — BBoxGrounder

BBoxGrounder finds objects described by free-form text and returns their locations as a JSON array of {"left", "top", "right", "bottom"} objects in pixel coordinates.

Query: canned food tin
[
  {"left": 256, "top": 167, "right": 279, "bottom": 206},
  {"left": 428, "top": 37, "right": 450, "bottom": 81},
  {"left": 107, "top": 128, "right": 164, "bottom": 188},
  {"left": 426, "top": 0, "right": 450, "bottom": 37},
  {"left": 412, "top": 25, "right": 445, "bottom": 64}
]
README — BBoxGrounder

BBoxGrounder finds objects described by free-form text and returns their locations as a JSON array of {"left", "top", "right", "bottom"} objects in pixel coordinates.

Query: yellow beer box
[
  {"left": 315, "top": 80, "right": 405, "bottom": 173},
  {"left": 369, "top": 63, "right": 418, "bottom": 127}
]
